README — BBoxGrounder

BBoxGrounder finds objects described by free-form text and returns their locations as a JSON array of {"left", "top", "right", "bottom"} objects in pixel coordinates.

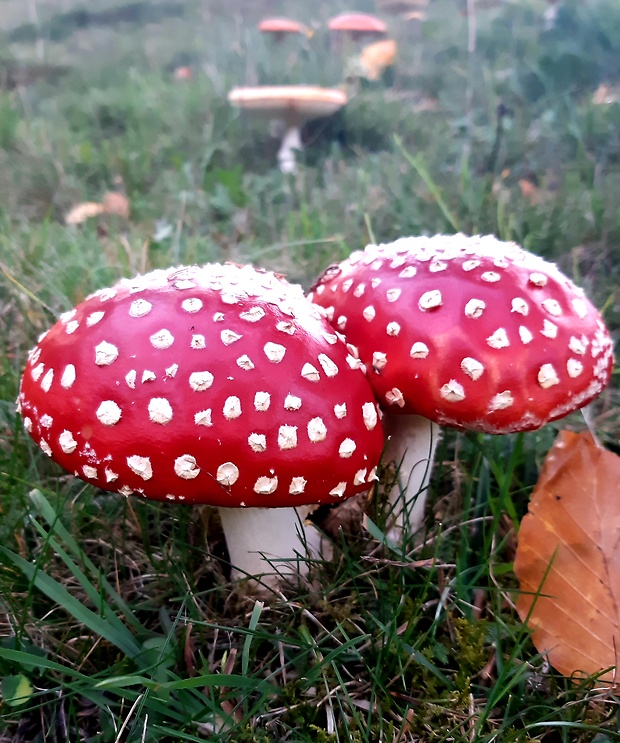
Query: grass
[{"left": 1, "top": 0, "right": 620, "bottom": 739}]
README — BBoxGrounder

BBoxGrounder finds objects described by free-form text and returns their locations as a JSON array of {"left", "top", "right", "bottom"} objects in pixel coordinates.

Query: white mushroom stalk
[
  {"left": 309, "top": 234, "right": 614, "bottom": 542},
  {"left": 219, "top": 505, "right": 323, "bottom": 585},
  {"left": 17, "top": 263, "right": 384, "bottom": 592},
  {"left": 382, "top": 414, "right": 440, "bottom": 541},
  {"left": 277, "top": 123, "right": 304, "bottom": 174}
]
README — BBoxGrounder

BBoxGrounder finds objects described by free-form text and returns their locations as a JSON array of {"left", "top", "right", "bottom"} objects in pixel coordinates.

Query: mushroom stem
[
  {"left": 277, "top": 124, "right": 303, "bottom": 173},
  {"left": 218, "top": 506, "right": 323, "bottom": 589},
  {"left": 382, "top": 414, "right": 441, "bottom": 541}
]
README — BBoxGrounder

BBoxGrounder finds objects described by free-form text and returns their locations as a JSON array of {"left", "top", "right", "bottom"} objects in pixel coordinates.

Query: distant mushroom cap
[
  {"left": 328, "top": 12, "right": 388, "bottom": 35},
  {"left": 258, "top": 17, "right": 311, "bottom": 36},
  {"left": 309, "top": 234, "right": 614, "bottom": 434},
  {"left": 228, "top": 85, "right": 347, "bottom": 121},
  {"left": 18, "top": 264, "right": 383, "bottom": 507}
]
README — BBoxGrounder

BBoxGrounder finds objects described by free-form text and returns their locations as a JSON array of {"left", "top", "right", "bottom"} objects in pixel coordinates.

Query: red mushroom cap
[
  {"left": 228, "top": 86, "right": 347, "bottom": 122},
  {"left": 328, "top": 12, "right": 387, "bottom": 37},
  {"left": 18, "top": 264, "right": 383, "bottom": 507},
  {"left": 309, "top": 235, "right": 614, "bottom": 434},
  {"left": 258, "top": 17, "right": 310, "bottom": 36}
]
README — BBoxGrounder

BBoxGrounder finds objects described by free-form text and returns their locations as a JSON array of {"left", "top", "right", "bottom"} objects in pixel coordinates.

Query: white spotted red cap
[
  {"left": 18, "top": 263, "right": 383, "bottom": 507},
  {"left": 309, "top": 234, "right": 614, "bottom": 434}
]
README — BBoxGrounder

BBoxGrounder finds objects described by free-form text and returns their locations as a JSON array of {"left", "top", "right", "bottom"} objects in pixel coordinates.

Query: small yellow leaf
[
  {"left": 515, "top": 430, "right": 620, "bottom": 683},
  {"left": 1, "top": 674, "right": 33, "bottom": 707}
]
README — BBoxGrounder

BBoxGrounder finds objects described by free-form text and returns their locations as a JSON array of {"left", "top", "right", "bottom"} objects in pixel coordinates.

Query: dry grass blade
[{"left": 514, "top": 430, "right": 620, "bottom": 683}]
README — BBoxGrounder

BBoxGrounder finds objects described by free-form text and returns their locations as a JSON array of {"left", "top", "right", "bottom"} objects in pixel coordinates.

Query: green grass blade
[
  {"left": 26, "top": 519, "right": 145, "bottom": 645},
  {"left": 0, "top": 647, "right": 93, "bottom": 680},
  {"left": 394, "top": 135, "right": 460, "bottom": 232},
  {"left": 241, "top": 599, "right": 264, "bottom": 677},
  {"left": 1, "top": 547, "right": 142, "bottom": 659},
  {"left": 28, "top": 489, "right": 147, "bottom": 633},
  {"left": 163, "top": 672, "right": 276, "bottom": 694}
]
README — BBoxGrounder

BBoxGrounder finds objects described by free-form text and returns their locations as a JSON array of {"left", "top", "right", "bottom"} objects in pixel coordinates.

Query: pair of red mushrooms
[
  {"left": 258, "top": 12, "right": 388, "bottom": 43},
  {"left": 18, "top": 235, "right": 614, "bottom": 590}
]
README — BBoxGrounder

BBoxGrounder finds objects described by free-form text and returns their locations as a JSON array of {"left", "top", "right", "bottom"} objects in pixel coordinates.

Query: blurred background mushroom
[
  {"left": 228, "top": 84, "right": 347, "bottom": 173},
  {"left": 328, "top": 12, "right": 388, "bottom": 44},
  {"left": 258, "top": 17, "right": 313, "bottom": 42}
]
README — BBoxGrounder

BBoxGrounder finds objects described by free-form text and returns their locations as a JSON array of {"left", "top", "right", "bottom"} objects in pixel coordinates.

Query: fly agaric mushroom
[
  {"left": 328, "top": 12, "right": 388, "bottom": 41},
  {"left": 18, "top": 263, "right": 383, "bottom": 588},
  {"left": 258, "top": 17, "right": 312, "bottom": 41},
  {"left": 228, "top": 85, "right": 347, "bottom": 174},
  {"left": 309, "top": 234, "right": 614, "bottom": 538}
]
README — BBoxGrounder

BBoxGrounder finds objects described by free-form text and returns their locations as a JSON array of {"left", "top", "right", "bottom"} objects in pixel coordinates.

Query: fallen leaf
[
  {"left": 518, "top": 177, "right": 540, "bottom": 204},
  {"left": 102, "top": 191, "right": 130, "bottom": 218},
  {"left": 358, "top": 39, "right": 397, "bottom": 81},
  {"left": 592, "top": 83, "right": 620, "bottom": 105},
  {"left": 412, "top": 96, "right": 440, "bottom": 113},
  {"left": 1, "top": 675, "right": 33, "bottom": 707},
  {"left": 65, "top": 202, "right": 105, "bottom": 225},
  {"left": 318, "top": 492, "right": 368, "bottom": 537},
  {"left": 514, "top": 430, "right": 620, "bottom": 684}
]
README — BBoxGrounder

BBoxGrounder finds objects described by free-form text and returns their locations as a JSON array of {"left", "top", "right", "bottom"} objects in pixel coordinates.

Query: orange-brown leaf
[
  {"left": 518, "top": 178, "right": 540, "bottom": 205},
  {"left": 515, "top": 430, "right": 620, "bottom": 684},
  {"left": 359, "top": 39, "right": 397, "bottom": 81},
  {"left": 102, "top": 191, "right": 130, "bottom": 218}
]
